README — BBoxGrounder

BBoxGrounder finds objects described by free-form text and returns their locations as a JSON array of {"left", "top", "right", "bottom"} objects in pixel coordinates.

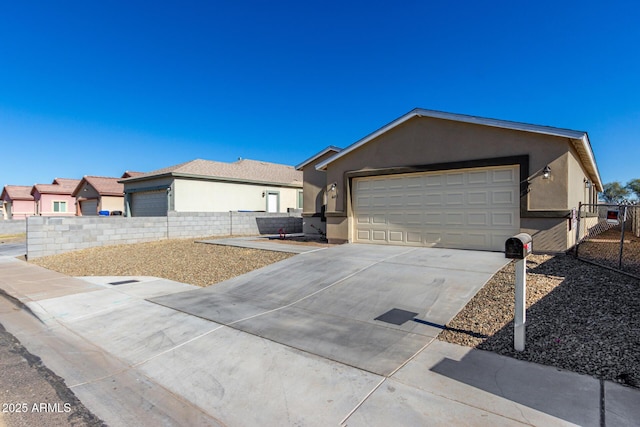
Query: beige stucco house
[
  {"left": 306, "top": 108, "right": 602, "bottom": 253},
  {"left": 296, "top": 146, "right": 342, "bottom": 237},
  {"left": 119, "top": 159, "right": 303, "bottom": 217}
]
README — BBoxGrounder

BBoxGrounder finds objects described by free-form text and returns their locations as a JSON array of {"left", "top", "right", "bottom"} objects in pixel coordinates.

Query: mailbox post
[{"left": 505, "top": 233, "right": 532, "bottom": 352}]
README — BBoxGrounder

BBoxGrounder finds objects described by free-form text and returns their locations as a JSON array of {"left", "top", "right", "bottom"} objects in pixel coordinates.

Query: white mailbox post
[{"left": 505, "top": 233, "right": 532, "bottom": 352}]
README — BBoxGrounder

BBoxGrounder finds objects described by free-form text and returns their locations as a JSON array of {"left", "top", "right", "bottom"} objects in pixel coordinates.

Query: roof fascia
[
  {"left": 295, "top": 146, "right": 342, "bottom": 170},
  {"left": 122, "top": 172, "right": 302, "bottom": 188},
  {"left": 315, "top": 109, "right": 601, "bottom": 190}
]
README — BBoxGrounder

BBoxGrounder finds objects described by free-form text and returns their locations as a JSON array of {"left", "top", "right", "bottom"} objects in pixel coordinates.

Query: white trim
[
  {"left": 315, "top": 108, "right": 602, "bottom": 190},
  {"left": 295, "top": 146, "right": 342, "bottom": 170}
]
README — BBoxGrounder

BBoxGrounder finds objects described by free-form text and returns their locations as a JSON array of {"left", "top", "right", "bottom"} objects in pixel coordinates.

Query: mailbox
[{"left": 505, "top": 233, "right": 532, "bottom": 259}]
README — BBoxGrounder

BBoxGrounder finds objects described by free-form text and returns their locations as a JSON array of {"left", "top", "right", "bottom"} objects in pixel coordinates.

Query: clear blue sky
[{"left": 1, "top": 1, "right": 638, "bottom": 187}]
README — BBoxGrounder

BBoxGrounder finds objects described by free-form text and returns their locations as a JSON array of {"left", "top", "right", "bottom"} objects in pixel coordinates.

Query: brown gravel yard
[
  {"left": 29, "top": 237, "right": 294, "bottom": 287},
  {"left": 27, "top": 239, "right": 640, "bottom": 389}
]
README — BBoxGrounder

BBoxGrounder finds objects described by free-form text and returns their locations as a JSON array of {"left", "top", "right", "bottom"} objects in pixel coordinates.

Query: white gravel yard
[{"left": 27, "top": 239, "right": 640, "bottom": 390}]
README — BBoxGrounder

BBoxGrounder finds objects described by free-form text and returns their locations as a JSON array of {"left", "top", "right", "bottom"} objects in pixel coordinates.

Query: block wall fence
[
  {"left": 27, "top": 211, "right": 302, "bottom": 259},
  {"left": 0, "top": 220, "right": 27, "bottom": 236}
]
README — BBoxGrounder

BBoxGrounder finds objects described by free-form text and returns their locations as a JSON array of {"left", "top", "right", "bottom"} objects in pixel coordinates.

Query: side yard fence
[
  {"left": 575, "top": 203, "right": 640, "bottom": 277},
  {"left": 27, "top": 211, "right": 302, "bottom": 259},
  {"left": 0, "top": 220, "right": 27, "bottom": 236}
]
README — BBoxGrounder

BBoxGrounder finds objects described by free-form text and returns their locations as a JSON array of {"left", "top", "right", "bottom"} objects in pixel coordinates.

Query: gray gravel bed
[{"left": 438, "top": 254, "right": 640, "bottom": 389}]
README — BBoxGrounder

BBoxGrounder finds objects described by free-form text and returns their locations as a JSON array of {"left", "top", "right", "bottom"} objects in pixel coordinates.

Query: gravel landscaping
[
  {"left": 439, "top": 254, "right": 640, "bottom": 389},
  {"left": 27, "top": 238, "right": 640, "bottom": 389},
  {"left": 29, "top": 237, "right": 294, "bottom": 287}
]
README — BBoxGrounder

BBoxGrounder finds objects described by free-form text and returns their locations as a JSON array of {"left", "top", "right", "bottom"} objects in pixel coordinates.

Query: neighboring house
[
  {"left": 72, "top": 172, "right": 144, "bottom": 216},
  {"left": 295, "top": 146, "right": 342, "bottom": 236},
  {"left": 1, "top": 185, "right": 35, "bottom": 219},
  {"left": 31, "top": 178, "right": 81, "bottom": 216},
  {"left": 119, "top": 159, "right": 303, "bottom": 217},
  {"left": 310, "top": 108, "right": 602, "bottom": 253}
]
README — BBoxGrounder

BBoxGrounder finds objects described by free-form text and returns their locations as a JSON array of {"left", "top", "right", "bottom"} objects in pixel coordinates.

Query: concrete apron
[{"left": 0, "top": 248, "right": 634, "bottom": 426}]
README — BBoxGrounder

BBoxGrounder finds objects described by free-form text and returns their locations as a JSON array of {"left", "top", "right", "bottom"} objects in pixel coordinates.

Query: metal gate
[{"left": 575, "top": 203, "right": 640, "bottom": 277}]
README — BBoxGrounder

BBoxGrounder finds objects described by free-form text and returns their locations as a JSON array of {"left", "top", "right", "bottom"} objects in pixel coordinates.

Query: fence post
[
  {"left": 618, "top": 205, "right": 627, "bottom": 269},
  {"left": 575, "top": 202, "right": 582, "bottom": 257}
]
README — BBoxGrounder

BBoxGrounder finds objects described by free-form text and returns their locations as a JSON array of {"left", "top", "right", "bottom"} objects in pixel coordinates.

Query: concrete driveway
[
  {"left": 151, "top": 244, "right": 509, "bottom": 376},
  {"left": 2, "top": 244, "right": 635, "bottom": 426}
]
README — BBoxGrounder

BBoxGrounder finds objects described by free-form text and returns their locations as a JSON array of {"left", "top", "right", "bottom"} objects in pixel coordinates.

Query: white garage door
[
  {"left": 353, "top": 166, "right": 520, "bottom": 251},
  {"left": 131, "top": 190, "right": 168, "bottom": 217},
  {"left": 80, "top": 199, "right": 98, "bottom": 216}
]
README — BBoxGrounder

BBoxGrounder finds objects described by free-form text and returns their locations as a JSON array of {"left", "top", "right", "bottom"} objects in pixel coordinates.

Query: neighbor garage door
[
  {"left": 80, "top": 199, "right": 98, "bottom": 216},
  {"left": 131, "top": 190, "right": 168, "bottom": 217},
  {"left": 353, "top": 166, "right": 520, "bottom": 251}
]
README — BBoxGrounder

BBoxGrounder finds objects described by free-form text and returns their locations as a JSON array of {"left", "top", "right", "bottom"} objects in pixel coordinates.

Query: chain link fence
[{"left": 575, "top": 203, "right": 640, "bottom": 277}]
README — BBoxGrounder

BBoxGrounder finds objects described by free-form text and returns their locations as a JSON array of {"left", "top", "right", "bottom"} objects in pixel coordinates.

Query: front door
[{"left": 267, "top": 192, "right": 279, "bottom": 213}]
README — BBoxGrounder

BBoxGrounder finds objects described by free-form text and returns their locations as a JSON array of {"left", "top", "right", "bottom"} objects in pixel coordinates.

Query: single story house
[
  {"left": 1, "top": 185, "right": 35, "bottom": 219},
  {"left": 295, "top": 146, "right": 342, "bottom": 236},
  {"left": 72, "top": 172, "right": 144, "bottom": 216},
  {"left": 119, "top": 159, "right": 303, "bottom": 217},
  {"left": 310, "top": 108, "right": 602, "bottom": 253},
  {"left": 31, "top": 178, "right": 81, "bottom": 216}
]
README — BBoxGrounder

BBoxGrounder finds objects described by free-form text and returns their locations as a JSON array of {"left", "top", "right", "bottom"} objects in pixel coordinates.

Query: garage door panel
[
  {"left": 445, "top": 212, "right": 464, "bottom": 225},
  {"left": 446, "top": 173, "right": 464, "bottom": 185},
  {"left": 425, "top": 175, "right": 443, "bottom": 186},
  {"left": 406, "top": 231, "right": 422, "bottom": 243},
  {"left": 357, "top": 229, "right": 371, "bottom": 240},
  {"left": 388, "top": 195, "right": 403, "bottom": 207},
  {"left": 492, "top": 212, "right": 516, "bottom": 227},
  {"left": 446, "top": 193, "right": 464, "bottom": 205},
  {"left": 468, "top": 212, "right": 489, "bottom": 226},
  {"left": 425, "top": 193, "right": 443, "bottom": 205},
  {"left": 131, "top": 190, "right": 167, "bottom": 217},
  {"left": 372, "top": 230, "right": 387, "bottom": 241},
  {"left": 468, "top": 191, "right": 489, "bottom": 205},
  {"left": 353, "top": 165, "right": 520, "bottom": 251},
  {"left": 493, "top": 169, "right": 516, "bottom": 183},
  {"left": 388, "top": 231, "right": 404, "bottom": 242},
  {"left": 372, "top": 214, "right": 386, "bottom": 224},
  {"left": 468, "top": 171, "right": 489, "bottom": 185},
  {"left": 492, "top": 190, "right": 516, "bottom": 204}
]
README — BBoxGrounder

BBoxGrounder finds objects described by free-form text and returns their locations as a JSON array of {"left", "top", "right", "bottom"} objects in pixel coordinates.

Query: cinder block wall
[
  {"left": 27, "top": 216, "right": 167, "bottom": 258},
  {"left": 27, "top": 212, "right": 303, "bottom": 258},
  {"left": 0, "top": 220, "right": 27, "bottom": 236}
]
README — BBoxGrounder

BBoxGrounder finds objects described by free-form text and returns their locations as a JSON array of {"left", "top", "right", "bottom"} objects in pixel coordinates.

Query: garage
[
  {"left": 80, "top": 199, "right": 99, "bottom": 216},
  {"left": 352, "top": 166, "right": 519, "bottom": 251},
  {"left": 131, "top": 190, "right": 168, "bottom": 217}
]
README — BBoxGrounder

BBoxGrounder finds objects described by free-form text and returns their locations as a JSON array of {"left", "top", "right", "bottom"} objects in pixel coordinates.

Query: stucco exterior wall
[
  {"left": 321, "top": 115, "right": 596, "bottom": 252},
  {"left": 325, "top": 116, "right": 570, "bottom": 215},
  {"left": 100, "top": 196, "right": 125, "bottom": 212},
  {"left": 35, "top": 192, "right": 76, "bottom": 216},
  {"left": 173, "top": 179, "right": 300, "bottom": 213},
  {"left": 3, "top": 200, "right": 35, "bottom": 219},
  {"left": 301, "top": 150, "right": 338, "bottom": 235}
]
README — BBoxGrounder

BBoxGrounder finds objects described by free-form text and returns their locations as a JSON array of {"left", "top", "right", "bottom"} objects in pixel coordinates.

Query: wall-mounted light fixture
[
  {"left": 542, "top": 165, "right": 551, "bottom": 179},
  {"left": 329, "top": 183, "right": 336, "bottom": 192},
  {"left": 584, "top": 178, "right": 591, "bottom": 189},
  {"left": 261, "top": 191, "right": 265, "bottom": 198}
]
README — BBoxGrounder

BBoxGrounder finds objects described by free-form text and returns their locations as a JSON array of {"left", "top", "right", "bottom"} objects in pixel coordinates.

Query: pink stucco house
[
  {"left": 72, "top": 172, "right": 144, "bottom": 216},
  {"left": 1, "top": 185, "right": 35, "bottom": 219},
  {"left": 31, "top": 178, "right": 81, "bottom": 216}
]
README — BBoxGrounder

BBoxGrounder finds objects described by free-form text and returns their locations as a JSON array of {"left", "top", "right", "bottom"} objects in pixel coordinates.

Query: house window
[
  {"left": 297, "top": 190, "right": 303, "bottom": 209},
  {"left": 53, "top": 201, "right": 67, "bottom": 213}
]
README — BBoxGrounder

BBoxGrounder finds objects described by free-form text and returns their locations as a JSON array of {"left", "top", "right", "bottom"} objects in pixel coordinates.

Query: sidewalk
[{"left": 0, "top": 254, "right": 638, "bottom": 426}]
